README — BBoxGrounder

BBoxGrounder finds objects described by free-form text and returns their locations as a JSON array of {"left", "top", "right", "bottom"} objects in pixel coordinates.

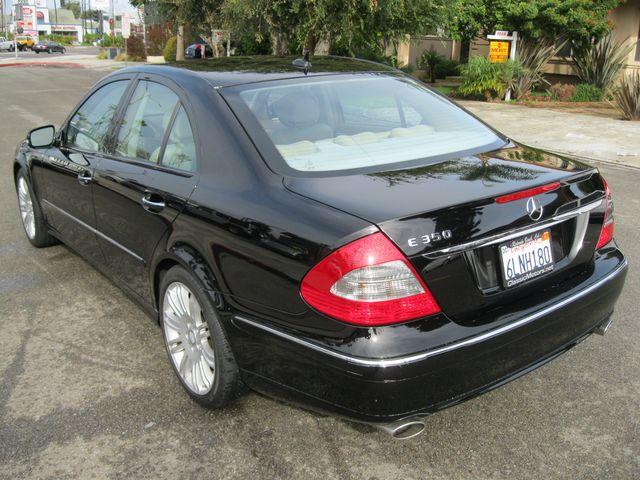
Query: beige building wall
[
  {"left": 397, "top": 35, "right": 460, "bottom": 68},
  {"left": 610, "top": 0, "right": 640, "bottom": 78}
]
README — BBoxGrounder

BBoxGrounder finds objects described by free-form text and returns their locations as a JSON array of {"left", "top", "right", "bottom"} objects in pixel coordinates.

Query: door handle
[
  {"left": 142, "top": 194, "right": 166, "bottom": 213},
  {"left": 77, "top": 170, "right": 92, "bottom": 185}
]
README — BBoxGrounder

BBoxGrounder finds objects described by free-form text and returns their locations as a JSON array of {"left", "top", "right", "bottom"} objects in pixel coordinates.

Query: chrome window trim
[
  {"left": 233, "top": 258, "right": 627, "bottom": 368},
  {"left": 422, "top": 199, "right": 603, "bottom": 259},
  {"left": 42, "top": 199, "right": 145, "bottom": 264}
]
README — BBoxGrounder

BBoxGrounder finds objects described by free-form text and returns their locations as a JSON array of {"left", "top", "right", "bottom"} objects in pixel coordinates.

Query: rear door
[
  {"left": 92, "top": 77, "right": 199, "bottom": 300},
  {"left": 32, "top": 78, "right": 131, "bottom": 263}
]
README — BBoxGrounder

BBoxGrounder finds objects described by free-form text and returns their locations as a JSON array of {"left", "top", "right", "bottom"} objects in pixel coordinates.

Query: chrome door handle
[
  {"left": 77, "top": 171, "right": 92, "bottom": 185},
  {"left": 142, "top": 194, "right": 166, "bottom": 212}
]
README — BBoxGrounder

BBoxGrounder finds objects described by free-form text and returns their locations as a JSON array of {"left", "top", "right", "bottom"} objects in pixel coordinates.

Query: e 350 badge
[{"left": 407, "top": 229, "right": 452, "bottom": 248}]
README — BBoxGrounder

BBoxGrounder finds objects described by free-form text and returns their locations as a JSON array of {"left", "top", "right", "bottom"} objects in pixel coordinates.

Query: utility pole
[
  {"left": 53, "top": 0, "right": 58, "bottom": 27},
  {"left": 1, "top": 0, "right": 5, "bottom": 38}
]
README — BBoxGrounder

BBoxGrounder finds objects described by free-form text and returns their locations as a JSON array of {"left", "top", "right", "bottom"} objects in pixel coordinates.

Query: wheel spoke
[
  {"left": 177, "top": 287, "right": 190, "bottom": 316},
  {"left": 201, "top": 343, "right": 215, "bottom": 368},
  {"left": 198, "top": 358, "right": 212, "bottom": 388},
  {"left": 167, "top": 337, "right": 184, "bottom": 354},
  {"left": 163, "top": 310, "right": 184, "bottom": 333},
  {"left": 166, "top": 288, "right": 185, "bottom": 316}
]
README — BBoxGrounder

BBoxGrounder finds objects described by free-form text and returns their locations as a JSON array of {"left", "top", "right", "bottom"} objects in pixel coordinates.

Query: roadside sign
[
  {"left": 16, "top": 26, "right": 24, "bottom": 34},
  {"left": 121, "top": 13, "right": 130, "bottom": 39},
  {"left": 489, "top": 40, "right": 510, "bottom": 63}
]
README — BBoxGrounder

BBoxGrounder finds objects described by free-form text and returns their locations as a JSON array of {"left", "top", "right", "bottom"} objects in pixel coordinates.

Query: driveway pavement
[
  {"left": 0, "top": 67, "right": 638, "bottom": 480},
  {"left": 461, "top": 100, "right": 640, "bottom": 168}
]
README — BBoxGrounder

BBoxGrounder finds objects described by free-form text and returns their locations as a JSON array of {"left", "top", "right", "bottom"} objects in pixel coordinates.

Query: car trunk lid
[{"left": 285, "top": 146, "right": 607, "bottom": 322}]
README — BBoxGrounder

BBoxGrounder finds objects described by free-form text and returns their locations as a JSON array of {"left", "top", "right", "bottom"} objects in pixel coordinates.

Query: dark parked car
[
  {"left": 13, "top": 56, "right": 627, "bottom": 439},
  {"left": 33, "top": 41, "right": 66, "bottom": 54},
  {"left": 185, "top": 43, "right": 212, "bottom": 59}
]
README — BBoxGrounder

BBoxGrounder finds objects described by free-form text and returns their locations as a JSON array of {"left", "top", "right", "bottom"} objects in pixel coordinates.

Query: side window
[
  {"left": 66, "top": 80, "right": 128, "bottom": 152},
  {"left": 115, "top": 81, "right": 179, "bottom": 162},
  {"left": 162, "top": 106, "right": 197, "bottom": 172}
]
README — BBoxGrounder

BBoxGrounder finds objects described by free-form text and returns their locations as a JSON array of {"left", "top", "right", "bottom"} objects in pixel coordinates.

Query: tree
[
  {"left": 222, "top": 0, "right": 449, "bottom": 56},
  {"left": 449, "top": 0, "right": 621, "bottom": 60},
  {"left": 67, "top": 1, "right": 81, "bottom": 18}
]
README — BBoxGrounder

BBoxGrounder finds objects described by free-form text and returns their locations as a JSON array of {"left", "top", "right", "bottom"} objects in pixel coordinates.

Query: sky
[{"left": 4, "top": 0, "right": 138, "bottom": 16}]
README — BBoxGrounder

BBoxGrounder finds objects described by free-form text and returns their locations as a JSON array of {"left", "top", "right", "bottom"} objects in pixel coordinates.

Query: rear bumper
[{"left": 230, "top": 248, "right": 627, "bottom": 423}]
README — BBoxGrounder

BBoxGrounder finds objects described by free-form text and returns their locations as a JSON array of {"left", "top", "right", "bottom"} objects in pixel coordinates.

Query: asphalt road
[
  {"left": 0, "top": 46, "right": 98, "bottom": 59},
  {"left": 0, "top": 67, "right": 638, "bottom": 480}
]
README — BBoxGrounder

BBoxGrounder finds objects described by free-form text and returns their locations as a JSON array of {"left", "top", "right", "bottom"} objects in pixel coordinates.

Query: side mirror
[{"left": 28, "top": 125, "right": 55, "bottom": 148}]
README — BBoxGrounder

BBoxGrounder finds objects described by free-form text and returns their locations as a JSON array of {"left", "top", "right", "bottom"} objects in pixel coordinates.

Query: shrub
[
  {"left": 96, "top": 49, "right": 108, "bottom": 60},
  {"left": 125, "top": 35, "right": 146, "bottom": 61},
  {"left": 614, "top": 72, "right": 640, "bottom": 120},
  {"left": 548, "top": 83, "right": 576, "bottom": 101},
  {"left": 146, "top": 25, "right": 167, "bottom": 56},
  {"left": 513, "top": 39, "right": 564, "bottom": 100},
  {"left": 399, "top": 63, "right": 415, "bottom": 74},
  {"left": 434, "top": 60, "right": 460, "bottom": 79},
  {"left": 458, "top": 56, "right": 524, "bottom": 100},
  {"left": 570, "top": 83, "right": 603, "bottom": 102},
  {"left": 163, "top": 36, "right": 177, "bottom": 62},
  {"left": 419, "top": 49, "right": 445, "bottom": 83},
  {"left": 571, "top": 34, "right": 634, "bottom": 94},
  {"left": 114, "top": 53, "right": 130, "bottom": 62}
]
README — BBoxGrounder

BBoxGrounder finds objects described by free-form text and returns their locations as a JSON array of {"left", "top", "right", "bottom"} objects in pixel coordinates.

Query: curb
[{"left": 0, "top": 61, "right": 85, "bottom": 69}]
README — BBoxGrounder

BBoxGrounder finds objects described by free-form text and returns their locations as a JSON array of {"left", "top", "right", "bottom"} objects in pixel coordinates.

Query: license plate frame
[{"left": 499, "top": 229, "right": 554, "bottom": 289}]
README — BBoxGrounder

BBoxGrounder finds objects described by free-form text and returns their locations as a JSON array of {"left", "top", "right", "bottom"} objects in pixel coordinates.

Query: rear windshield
[{"left": 224, "top": 75, "right": 504, "bottom": 175}]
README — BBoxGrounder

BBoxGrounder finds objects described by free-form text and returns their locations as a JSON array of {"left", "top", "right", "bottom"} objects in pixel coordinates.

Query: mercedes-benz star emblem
[{"left": 526, "top": 197, "right": 544, "bottom": 221}]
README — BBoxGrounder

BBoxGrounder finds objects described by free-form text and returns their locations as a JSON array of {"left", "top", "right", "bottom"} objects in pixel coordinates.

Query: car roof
[{"left": 119, "top": 55, "right": 399, "bottom": 88}]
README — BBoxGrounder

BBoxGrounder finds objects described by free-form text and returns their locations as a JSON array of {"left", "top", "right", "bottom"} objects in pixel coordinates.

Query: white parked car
[{"left": 0, "top": 39, "right": 15, "bottom": 51}]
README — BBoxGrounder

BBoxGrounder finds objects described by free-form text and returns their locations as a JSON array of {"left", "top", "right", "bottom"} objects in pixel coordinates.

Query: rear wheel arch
[{"left": 152, "top": 243, "right": 224, "bottom": 319}]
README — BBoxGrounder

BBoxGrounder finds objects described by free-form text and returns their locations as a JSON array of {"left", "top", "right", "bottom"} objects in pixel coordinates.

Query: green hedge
[
  {"left": 570, "top": 83, "right": 603, "bottom": 102},
  {"left": 163, "top": 36, "right": 177, "bottom": 62}
]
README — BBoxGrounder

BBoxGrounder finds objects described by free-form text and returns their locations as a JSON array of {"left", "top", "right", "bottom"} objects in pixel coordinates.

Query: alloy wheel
[
  {"left": 162, "top": 282, "right": 216, "bottom": 395},
  {"left": 17, "top": 177, "right": 36, "bottom": 239}
]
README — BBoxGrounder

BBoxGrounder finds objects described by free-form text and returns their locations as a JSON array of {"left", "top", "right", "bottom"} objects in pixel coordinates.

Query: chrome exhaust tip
[
  {"left": 595, "top": 317, "right": 613, "bottom": 336},
  {"left": 375, "top": 416, "right": 428, "bottom": 440}
]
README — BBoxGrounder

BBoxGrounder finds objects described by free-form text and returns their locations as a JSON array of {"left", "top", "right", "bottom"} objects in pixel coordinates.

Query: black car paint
[{"left": 14, "top": 57, "right": 627, "bottom": 424}]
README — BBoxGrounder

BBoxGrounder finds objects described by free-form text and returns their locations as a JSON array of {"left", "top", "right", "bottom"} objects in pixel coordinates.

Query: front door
[
  {"left": 32, "top": 79, "right": 131, "bottom": 263},
  {"left": 92, "top": 79, "right": 199, "bottom": 300}
]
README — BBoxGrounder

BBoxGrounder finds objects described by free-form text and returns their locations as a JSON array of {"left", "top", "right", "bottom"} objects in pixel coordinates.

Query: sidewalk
[{"left": 460, "top": 100, "right": 640, "bottom": 168}]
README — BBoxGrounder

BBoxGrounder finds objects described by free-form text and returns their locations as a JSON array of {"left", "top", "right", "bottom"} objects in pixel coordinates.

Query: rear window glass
[{"left": 226, "top": 76, "right": 503, "bottom": 174}]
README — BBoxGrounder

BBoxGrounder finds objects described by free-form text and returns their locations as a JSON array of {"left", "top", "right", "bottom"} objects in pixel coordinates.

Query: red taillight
[
  {"left": 495, "top": 182, "right": 561, "bottom": 204},
  {"left": 300, "top": 232, "right": 441, "bottom": 326},
  {"left": 596, "top": 178, "right": 615, "bottom": 249}
]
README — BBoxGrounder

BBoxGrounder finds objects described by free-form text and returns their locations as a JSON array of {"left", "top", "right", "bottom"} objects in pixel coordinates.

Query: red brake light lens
[
  {"left": 495, "top": 182, "right": 561, "bottom": 204},
  {"left": 596, "top": 178, "right": 615, "bottom": 249},
  {"left": 300, "top": 233, "right": 441, "bottom": 326}
]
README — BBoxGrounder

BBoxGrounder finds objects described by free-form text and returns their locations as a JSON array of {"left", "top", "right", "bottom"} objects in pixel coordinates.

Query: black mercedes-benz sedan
[{"left": 13, "top": 56, "right": 627, "bottom": 439}]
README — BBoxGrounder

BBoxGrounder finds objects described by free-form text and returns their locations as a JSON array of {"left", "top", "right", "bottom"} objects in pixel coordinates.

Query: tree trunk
[
  {"left": 176, "top": 25, "right": 185, "bottom": 61},
  {"left": 304, "top": 32, "right": 317, "bottom": 55}
]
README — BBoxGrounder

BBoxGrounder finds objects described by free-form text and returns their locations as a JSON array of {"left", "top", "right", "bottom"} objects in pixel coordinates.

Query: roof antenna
[{"left": 292, "top": 51, "right": 312, "bottom": 75}]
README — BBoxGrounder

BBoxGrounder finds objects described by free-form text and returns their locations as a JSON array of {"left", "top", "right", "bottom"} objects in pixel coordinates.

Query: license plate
[{"left": 499, "top": 229, "right": 554, "bottom": 288}]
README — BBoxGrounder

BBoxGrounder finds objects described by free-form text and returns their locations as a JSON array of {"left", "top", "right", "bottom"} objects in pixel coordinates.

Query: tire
[
  {"left": 47, "top": 49, "right": 51, "bottom": 54},
  {"left": 61, "top": 48, "right": 65, "bottom": 54},
  {"left": 15, "top": 169, "right": 57, "bottom": 248},
  {"left": 35, "top": 50, "right": 39, "bottom": 54},
  {"left": 159, "top": 265, "right": 241, "bottom": 408}
]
